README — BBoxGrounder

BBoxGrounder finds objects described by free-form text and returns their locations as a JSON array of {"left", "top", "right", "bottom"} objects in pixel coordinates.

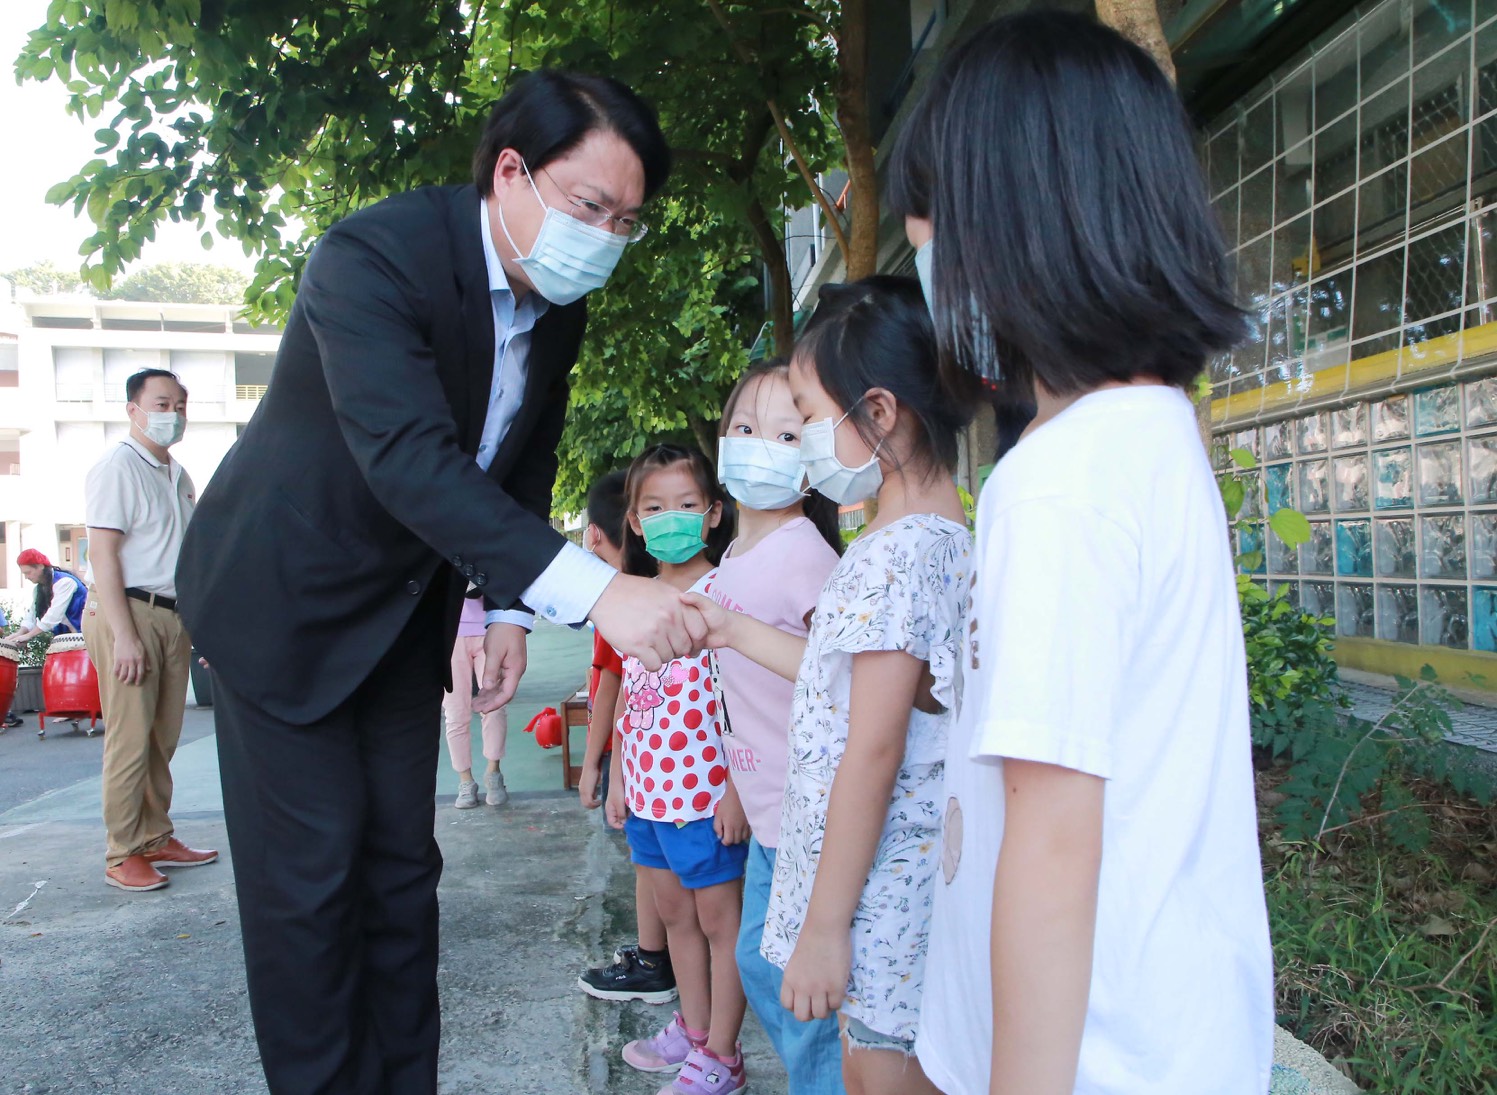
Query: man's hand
[
  {"left": 780, "top": 926, "right": 851, "bottom": 1022},
  {"left": 8, "top": 628, "right": 42, "bottom": 646},
  {"left": 713, "top": 779, "right": 750, "bottom": 846},
  {"left": 112, "top": 631, "right": 150, "bottom": 686},
  {"left": 678, "top": 593, "right": 742, "bottom": 651},
  {"left": 590, "top": 574, "right": 707, "bottom": 670},
  {"left": 474, "top": 624, "right": 527, "bottom": 712}
]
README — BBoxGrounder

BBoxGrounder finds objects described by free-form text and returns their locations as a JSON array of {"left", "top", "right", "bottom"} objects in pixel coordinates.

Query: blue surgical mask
[
  {"left": 717, "top": 436, "right": 806, "bottom": 511},
  {"left": 914, "top": 240, "right": 934, "bottom": 314},
  {"left": 496, "top": 161, "right": 627, "bottom": 305}
]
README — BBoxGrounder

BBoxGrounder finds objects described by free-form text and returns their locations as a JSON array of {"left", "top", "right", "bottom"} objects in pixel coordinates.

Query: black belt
[{"left": 125, "top": 588, "right": 177, "bottom": 613}]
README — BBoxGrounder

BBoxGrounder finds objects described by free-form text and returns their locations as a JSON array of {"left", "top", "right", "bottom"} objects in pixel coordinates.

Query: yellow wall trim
[
  {"left": 1210, "top": 320, "right": 1497, "bottom": 426},
  {"left": 1332, "top": 636, "right": 1497, "bottom": 691}
]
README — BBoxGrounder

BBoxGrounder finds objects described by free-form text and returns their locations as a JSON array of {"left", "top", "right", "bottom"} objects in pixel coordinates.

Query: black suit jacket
[{"left": 176, "top": 184, "right": 586, "bottom": 724}]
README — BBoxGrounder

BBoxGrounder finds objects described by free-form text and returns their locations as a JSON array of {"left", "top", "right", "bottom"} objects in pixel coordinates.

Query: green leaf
[
  {"left": 1220, "top": 477, "right": 1246, "bottom": 517},
  {"left": 1268, "top": 507, "right": 1312, "bottom": 547},
  {"left": 1229, "top": 447, "right": 1257, "bottom": 470}
]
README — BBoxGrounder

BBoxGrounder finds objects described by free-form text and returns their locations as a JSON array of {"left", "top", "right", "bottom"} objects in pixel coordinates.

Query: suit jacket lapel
[{"left": 449, "top": 186, "right": 494, "bottom": 455}]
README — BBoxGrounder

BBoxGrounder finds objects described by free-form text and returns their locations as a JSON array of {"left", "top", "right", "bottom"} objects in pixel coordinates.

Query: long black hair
[
  {"left": 795, "top": 276, "right": 973, "bottom": 475},
  {"left": 622, "top": 443, "right": 734, "bottom": 576},
  {"left": 888, "top": 10, "right": 1242, "bottom": 402},
  {"left": 719, "top": 359, "right": 843, "bottom": 555}
]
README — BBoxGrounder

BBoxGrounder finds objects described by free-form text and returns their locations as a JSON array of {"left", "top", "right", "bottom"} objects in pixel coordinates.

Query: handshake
[{"left": 587, "top": 574, "right": 732, "bottom": 669}]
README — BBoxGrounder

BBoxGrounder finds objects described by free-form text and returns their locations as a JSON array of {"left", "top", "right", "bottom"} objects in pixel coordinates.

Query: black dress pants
[{"left": 214, "top": 602, "right": 446, "bottom": 1095}]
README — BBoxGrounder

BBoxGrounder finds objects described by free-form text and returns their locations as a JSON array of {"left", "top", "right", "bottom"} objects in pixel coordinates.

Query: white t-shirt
[
  {"left": 84, "top": 437, "right": 196, "bottom": 598},
  {"left": 917, "top": 386, "right": 1274, "bottom": 1094}
]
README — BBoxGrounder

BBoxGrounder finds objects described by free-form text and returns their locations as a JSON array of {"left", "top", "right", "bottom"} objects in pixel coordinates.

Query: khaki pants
[{"left": 83, "top": 593, "right": 192, "bottom": 867}]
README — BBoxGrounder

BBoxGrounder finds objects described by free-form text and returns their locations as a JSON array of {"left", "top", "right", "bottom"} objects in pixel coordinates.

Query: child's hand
[
  {"left": 578, "top": 757, "right": 601, "bottom": 810},
  {"left": 780, "top": 927, "right": 850, "bottom": 1022},
  {"left": 605, "top": 778, "right": 627, "bottom": 830},
  {"left": 713, "top": 781, "right": 750, "bottom": 846},
  {"left": 679, "top": 592, "right": 738, "bottom": 651}
]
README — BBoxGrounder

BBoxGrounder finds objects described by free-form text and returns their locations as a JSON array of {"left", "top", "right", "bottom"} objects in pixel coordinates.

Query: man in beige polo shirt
[{"left": 84, "top": 368, "right": 217, "bottom": 892}]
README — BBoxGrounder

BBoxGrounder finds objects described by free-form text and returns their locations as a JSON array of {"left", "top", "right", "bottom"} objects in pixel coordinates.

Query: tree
[
  {"left": 2, "top": 259, "right": 90, "bottom": 296},
  {"left": 12, "top": 1, "right": 886, "bottom": 504},
  {"left": 101, "top": 261, "right": 248, "bottom": 303}
]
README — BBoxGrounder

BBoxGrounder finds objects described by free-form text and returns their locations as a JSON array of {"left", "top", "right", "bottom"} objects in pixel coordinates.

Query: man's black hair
[
  {"left": 472, "top": 70, "right": 671, "bottom": 202},
  {"left": 125, "top": 369, "right": 185, "bottom": 404},
  {"left": 888, "top": 10, "right": 1243, "bottom": 400}
]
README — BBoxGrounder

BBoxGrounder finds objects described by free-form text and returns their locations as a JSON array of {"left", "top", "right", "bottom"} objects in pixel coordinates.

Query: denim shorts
[
  {"left": 842, "top": 1014, "right": 917, "bottom": 1057},
  {"left": 624, "top": 812, "right": 748, "bottom": 889}
]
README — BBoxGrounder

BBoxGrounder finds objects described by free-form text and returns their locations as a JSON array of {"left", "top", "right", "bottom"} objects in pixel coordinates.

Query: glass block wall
[
  {"left": 1217, "top": 376, "right": 1497, "bottom": 652},
  {"left": 1208, "top": 0, "right": 1497, "bottom": 655},
  {"left": 1205, "top": 0, "right": 1497, "bottom": 408}
]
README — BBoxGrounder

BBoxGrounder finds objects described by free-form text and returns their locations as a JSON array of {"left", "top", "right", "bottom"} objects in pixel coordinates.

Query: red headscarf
[{"left": 16, "top": 549, "right": 51, "bottom": 568}]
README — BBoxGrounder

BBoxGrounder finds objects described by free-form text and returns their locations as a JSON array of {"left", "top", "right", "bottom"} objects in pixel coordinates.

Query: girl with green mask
[{"left": 615, "top": 443, "right": 752, "bottom": 1093}]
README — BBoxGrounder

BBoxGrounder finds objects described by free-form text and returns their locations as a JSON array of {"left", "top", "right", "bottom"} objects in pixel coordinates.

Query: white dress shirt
[
  {"left": 23, "top": 571, "right": 81, "bottom": 633},
  {"left": 477, "top": 201, "right": 616, "bottom": 630}
]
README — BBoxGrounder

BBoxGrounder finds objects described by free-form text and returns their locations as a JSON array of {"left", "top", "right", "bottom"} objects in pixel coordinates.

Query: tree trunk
[
  {"left": 835, "top": 0, "right": 879, "bottom": 280},
  {"left": 689, "top": 413, "right": 720, "bottom": 464},
  {"left": 1094, "top": 0, "right": 1176, "bottom": 83},
  {"left": 747, "top": 194, "right": 796, "bottom": 357}
]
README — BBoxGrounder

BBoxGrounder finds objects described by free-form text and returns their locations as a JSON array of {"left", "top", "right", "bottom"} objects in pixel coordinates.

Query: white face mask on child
[
  {"left": 799, "top": 408, "right": 884, "bottom": 505},
  {"left": 717, "top": 436, "right": 806, "bottom": 511}
]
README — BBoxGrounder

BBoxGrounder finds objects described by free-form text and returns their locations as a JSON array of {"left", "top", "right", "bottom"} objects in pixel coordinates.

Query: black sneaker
[
  {"left": 577, "top": 945, "right": 678, "bottom": 1004},
  {"left": 2, "top": 713, "right": 20, "bottom": 730}
]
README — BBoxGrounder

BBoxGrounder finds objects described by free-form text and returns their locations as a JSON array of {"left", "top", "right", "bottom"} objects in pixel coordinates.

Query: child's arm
[
  {"left": 579, "top": 668, "right": 621, "bottom": 809},
  {"left": 780, "top": 648, "right": 925, "bottom": 1021},
  {"left": 989, "top": 760, "right": 1104, "bottom": 1095},
  {"left": 604, "top": 689, "right": 629, "bottom": 830},
  {"left": 680, "top": 591, "right": 805, "bottom": 682},
  {"left": 713, "top": 769, "right": 750, "bottom": 846}
]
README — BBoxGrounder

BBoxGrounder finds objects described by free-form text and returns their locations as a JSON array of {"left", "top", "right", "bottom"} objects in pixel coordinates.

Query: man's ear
[{"left": 492, "top": 147, "right": 525, "bottom": 195}]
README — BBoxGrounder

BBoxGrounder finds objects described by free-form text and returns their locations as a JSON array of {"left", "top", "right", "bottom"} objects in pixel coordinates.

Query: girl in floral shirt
[{"left": 689, "top": 277, "right": 973, "bottom": 1094}]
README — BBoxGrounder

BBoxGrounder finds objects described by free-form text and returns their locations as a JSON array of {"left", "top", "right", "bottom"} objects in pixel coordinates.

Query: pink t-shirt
[
  {"left": 621, "top": 572, "right": 728, "bottom": 825},
  {"left": 709, "top": 517, "right": 840, "bottom": 847},
  {"left": 457, "top": 596, "right": 487, "bottom": 637}
]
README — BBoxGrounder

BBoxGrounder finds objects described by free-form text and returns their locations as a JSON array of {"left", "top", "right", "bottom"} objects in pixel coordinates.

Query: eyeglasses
[{"left": 539, "top": 166, "right": 649, "bottom": 242}]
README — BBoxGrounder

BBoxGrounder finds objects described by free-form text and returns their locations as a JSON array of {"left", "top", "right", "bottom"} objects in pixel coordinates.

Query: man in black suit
[{"left": 176, "top": 71, "right": 701, "bottom": 1093}]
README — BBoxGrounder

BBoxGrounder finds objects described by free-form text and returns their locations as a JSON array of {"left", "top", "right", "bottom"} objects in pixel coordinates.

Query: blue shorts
[{"left": 625, "top": 812, "right": 748, "bottom": 889}]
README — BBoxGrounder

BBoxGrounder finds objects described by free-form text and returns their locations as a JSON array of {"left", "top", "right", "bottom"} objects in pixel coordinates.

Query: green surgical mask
[{"left": 640, "top": 509, "right": 708, "bottom": 564}]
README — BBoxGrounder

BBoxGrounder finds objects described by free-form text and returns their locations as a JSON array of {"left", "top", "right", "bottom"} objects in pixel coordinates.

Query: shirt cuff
[
  {"left": 485, "top": 609, "right": 535, "bottom": 631},
  {"left": 521, "top": 541, "right": 617, "bottom": 625}
]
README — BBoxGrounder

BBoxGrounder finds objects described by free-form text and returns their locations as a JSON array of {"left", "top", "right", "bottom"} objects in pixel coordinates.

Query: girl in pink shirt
[
  {"left": 710, "top": 360, "right": 845, "bottom": 1093},
  {"left": 442, "top": 593, "right": 507, "bottom": 809}
]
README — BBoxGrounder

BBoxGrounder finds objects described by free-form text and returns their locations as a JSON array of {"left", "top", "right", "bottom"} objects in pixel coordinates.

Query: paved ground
[{"left": 0, "top": 621, "right": 1385, "bottom": 1094}]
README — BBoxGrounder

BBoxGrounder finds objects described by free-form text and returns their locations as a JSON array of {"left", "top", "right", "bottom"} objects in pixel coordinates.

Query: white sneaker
[
  {"left": 454, "top": 780, "right": 480, "bottom": 809},
  {"left": 486, "top": 769, "right": 508, "bottom": 807}
]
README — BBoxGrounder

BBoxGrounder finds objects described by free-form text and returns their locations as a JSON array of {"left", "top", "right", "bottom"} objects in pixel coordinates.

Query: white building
[{"left": 0, "top": 285, "right": 281, "bottom": 599}]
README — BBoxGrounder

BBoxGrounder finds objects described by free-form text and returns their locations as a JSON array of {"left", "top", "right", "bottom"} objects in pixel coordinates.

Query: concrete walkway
[{"left": 0, "top": 622, "right": 1357, "bottom": 1094}]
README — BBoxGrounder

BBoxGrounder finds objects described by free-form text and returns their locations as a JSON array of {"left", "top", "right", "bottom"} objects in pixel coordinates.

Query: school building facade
[{"left": 785, "top": 0, "right": 1497, "bottom": 686}]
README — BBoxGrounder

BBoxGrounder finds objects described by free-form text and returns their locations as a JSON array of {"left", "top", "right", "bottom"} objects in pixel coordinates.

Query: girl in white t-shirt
[
  {"left": 614, "top": 443, "right": 750, "bottom": 1095},
  {"left": 689, "top": 276, "right": 973, "bottom": 1095},
  {"left": 710, "top": 359, "right": 845, "bottom": 1093},
  {"left": 888, "top": 11, "right": 1274, "bottom": 1095}
]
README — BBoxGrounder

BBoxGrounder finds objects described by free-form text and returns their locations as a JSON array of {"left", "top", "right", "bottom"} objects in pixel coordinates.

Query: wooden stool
[{"left": 560, "top": 689, "right": 589, "bottom": 790}]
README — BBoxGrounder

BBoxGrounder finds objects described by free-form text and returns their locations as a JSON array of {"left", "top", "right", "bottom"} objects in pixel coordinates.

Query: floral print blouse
[{"left": 760, "top": 513, "right": 973, "bottom": 1043}]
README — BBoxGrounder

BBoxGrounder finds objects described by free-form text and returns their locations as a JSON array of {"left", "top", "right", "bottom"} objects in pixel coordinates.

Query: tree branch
[{"left": 703, "top": 0, "right": 850, "bottom": 261}]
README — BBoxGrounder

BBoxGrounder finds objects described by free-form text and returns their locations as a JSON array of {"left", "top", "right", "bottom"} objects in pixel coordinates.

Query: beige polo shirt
[{"left": 84, "top": 436, "right": 197, "bottom": 598}]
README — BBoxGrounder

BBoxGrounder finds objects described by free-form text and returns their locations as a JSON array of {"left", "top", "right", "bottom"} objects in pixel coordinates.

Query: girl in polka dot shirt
[{"left": 614, "top": 443, "right": 752, "bottom": 1095}]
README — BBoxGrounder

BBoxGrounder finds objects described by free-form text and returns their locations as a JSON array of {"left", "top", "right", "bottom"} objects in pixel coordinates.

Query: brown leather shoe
[
  {"left": 143, "top": 837, "right": 219, "bottom": 868},
  {"left": 105, "top": 856, "right": 169, "bottom": 892}
]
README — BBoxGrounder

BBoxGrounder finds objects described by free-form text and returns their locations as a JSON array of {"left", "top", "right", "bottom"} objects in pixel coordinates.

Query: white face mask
[
  {"left": 496, "top": 161, "right": 628, "bottom": 305},
  {"left": 914, "top": 240, "right": 934, "bottom": 314},
  {"left": 717, "top": 436, "right": 806, "bottom": 511},
  {"left": 136, "top": 410, "right": 185, "bottom": 448},
  {"left": 799, "top": 408, "right": 883, "bottom": 505}
]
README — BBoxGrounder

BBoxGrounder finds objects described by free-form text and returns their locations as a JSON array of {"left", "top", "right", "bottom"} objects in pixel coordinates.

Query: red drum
[
  {"left": 40, "top": 633, "right": 102, "bottom": 738},
  {"left": 0, "top": 644, "right": 19, "bottom": 722}
]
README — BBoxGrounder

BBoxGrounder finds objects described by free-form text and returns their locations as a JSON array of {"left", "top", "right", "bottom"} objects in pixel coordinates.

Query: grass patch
[{"left": 1262, "top": 768, "right": 1497, "bottom": 1093}]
